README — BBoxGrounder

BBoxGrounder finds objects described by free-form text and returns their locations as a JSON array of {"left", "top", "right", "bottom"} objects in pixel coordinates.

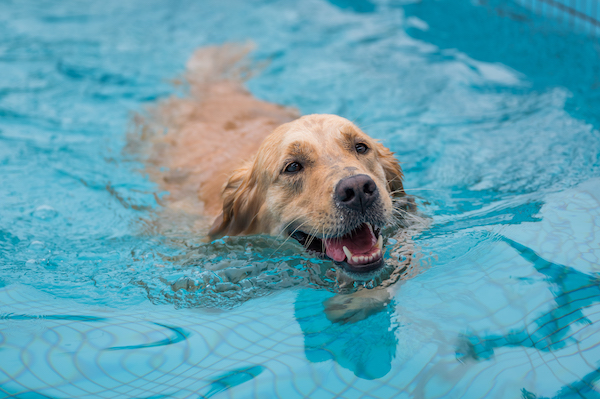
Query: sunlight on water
[{"left": 1, "top": 0, "right": 599, "bottom": 397}]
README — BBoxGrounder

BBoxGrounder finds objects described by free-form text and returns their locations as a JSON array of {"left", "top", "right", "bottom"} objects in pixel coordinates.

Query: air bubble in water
[{"left": 32, "top": 205, "right": 58, "bottom": 220}]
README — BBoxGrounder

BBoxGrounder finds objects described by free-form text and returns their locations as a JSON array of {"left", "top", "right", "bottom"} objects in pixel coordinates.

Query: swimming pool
[{"left": 1, "top": 0, "right": 599, "bottom": 397}]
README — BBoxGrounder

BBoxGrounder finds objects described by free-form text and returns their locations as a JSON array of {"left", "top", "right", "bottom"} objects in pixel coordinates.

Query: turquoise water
[{"left": 1, "top": 0, "right": 600, "bottom": 397}]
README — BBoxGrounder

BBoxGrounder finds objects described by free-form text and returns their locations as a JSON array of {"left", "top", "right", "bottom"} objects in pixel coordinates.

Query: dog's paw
[{"left": 324, "top": 288, "right": 391, "bottom": 324}]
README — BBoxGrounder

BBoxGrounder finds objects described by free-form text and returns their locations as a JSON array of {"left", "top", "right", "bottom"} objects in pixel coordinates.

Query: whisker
[
  {"left": 284, "top": 220, "right": 311, "bottom": 244},
  {"left": 401, "top": 188, "right": 445, "bottom": 192},
  {"left": 275, "top": 214, "right": 312, "bottom": 240},
  {"left": 390, "top": 207, "right": 427, "bottom": 227},
  {"left": 264, "top": 220, "right": 315, "bottom": 264},
  {"left": 304, "top": 226, "right": 320, "bottom": 249},
  {"left": 392, "top": 207, "right": 423, "bottom": 221}
]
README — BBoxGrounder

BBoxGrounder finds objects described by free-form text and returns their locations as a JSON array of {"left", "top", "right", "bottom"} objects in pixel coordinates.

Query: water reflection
[
  {"left": 201, "top": 365, "right": 265, "bottom": 398},
  {"left": 1, "top": 314, "right": 192, "bottom": 351},
  {"left": 294, "top": 288, "right": 397, "bottom": 380},
  {"left": 457, "top": 237, "right": 600, "bottom": 397}
]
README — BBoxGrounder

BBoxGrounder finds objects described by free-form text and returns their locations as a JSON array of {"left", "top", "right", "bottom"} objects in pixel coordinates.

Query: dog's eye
[
  {"left": 284, "top": 162, "right": 303, "bottom": 174},
  {"left": 355, "top": 143, "right": 369, "bottom": 154}
]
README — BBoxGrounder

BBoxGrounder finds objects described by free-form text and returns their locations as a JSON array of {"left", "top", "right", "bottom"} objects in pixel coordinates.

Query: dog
[
  {"left": 207, "top": 113, "right": 413, "bottom": 279},
  {"left": 131, "top": 44, "right": 421, "bottom": 320}
]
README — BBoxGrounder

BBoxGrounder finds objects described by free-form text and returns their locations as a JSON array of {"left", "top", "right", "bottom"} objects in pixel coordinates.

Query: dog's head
[{"left": 209, "top": 114, "right": 410, "bottom": 278}]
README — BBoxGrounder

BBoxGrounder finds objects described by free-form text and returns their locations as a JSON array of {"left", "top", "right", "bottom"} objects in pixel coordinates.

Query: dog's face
[{"left": 209, "top": 114, "right": 407, "bottom": 277}]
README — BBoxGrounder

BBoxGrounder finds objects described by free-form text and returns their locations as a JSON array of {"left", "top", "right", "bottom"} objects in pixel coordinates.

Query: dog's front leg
[{"left": 323, "top": 287, "right": 392, "bottom": 324}]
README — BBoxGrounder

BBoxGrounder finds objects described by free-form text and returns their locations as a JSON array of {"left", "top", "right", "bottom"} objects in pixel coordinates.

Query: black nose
[{"left": 335, "top": 174, "right": 379, "bottom": 213}]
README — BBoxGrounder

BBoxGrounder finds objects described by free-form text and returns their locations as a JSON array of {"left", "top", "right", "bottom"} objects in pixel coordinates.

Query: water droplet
[
  {"left": 32, "top": 205, "right": 58, "bottom": 220},
  {"left": 28, "top": 241, "right": 47, "bottom": 254}
]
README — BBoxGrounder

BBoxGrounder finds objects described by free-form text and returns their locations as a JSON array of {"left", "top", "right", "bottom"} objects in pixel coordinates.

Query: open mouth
[{"left": 289, "top": 223, "right": 384, "bottom": 274}]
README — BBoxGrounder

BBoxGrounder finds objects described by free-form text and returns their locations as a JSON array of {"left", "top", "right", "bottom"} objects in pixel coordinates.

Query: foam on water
[{"left": 1, "top": 0, "right": 599, "bottom": 397}]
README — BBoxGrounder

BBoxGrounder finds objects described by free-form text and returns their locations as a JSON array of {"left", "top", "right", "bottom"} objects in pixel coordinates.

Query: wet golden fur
[
  {"left": 209, "top": 114, "right": 406, "bottom": 239},
  {"left": 128, "top": 44, "right": 298, "bottom": 236},
  {"left": 131, "top": 44, "right": 408, "bottom": 241}
]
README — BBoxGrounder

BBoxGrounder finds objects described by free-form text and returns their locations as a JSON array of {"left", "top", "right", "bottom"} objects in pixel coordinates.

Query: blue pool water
[{"left": 1, "top": 0, "right": 600, "bottom": 397}]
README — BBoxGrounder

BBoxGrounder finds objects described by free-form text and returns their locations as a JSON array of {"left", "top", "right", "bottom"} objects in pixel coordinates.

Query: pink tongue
[{"left": 324, "top": 224, "right": 377, "bottom": 262}]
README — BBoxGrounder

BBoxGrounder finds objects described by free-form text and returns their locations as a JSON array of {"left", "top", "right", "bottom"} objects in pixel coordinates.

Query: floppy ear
[
  {"left": 208, "top": 162, "right": 267, "bottom": 239},
  {"left": 376, "top": 142, "right": 405, "bottom": 197},
  {"left": 376, "top": 142, "right": 417, "bottom": 213}
]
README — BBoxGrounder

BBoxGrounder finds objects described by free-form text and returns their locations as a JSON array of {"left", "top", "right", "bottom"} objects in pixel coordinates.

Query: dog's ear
[
  {"left": 376, "top": 142, "right": 405, "bottom": 197},
  {"left": 208, "top": 162, "right": 266, "bottom": 239}
]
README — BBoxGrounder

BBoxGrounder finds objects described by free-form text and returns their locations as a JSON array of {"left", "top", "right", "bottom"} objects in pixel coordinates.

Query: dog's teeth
[
  {"left": 343, "top": 246, "right": 352, "bottom": 260},
  {"left": 367, "top": 223, "right": 374, "bottom": 236},
  {"left": 375, "top": 234, "right": 383, "bottom": 249}
]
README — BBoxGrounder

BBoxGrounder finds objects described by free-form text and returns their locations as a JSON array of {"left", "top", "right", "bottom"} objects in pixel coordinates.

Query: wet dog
[
  {"left": 131, "top": 44, "right": 418, "bottom": 289},
  {"left": 207, "top": 113, "right": 412, "bottom": 279}
]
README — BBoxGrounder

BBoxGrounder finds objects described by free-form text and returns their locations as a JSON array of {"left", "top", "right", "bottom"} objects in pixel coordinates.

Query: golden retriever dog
[
  {"left": 131, "top": 44, "right": 419, "bottom": 289},
  {"left": 207, "top": 113, "right": 412, "bottom": 278}
]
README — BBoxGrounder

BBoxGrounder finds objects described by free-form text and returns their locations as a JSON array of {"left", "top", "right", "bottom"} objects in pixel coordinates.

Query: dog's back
[{"left": 129, "top": 44, "right": 298, "bottom": 233}]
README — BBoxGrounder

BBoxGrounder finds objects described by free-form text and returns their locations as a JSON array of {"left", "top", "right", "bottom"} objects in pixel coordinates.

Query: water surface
[{"left": 1, "top": 0, "right": 600, "bottom": 397}]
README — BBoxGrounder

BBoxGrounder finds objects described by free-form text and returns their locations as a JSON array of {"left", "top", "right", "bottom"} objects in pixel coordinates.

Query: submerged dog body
[{"left": 208, "top": 114, "right": 412, "bottom": 277}]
